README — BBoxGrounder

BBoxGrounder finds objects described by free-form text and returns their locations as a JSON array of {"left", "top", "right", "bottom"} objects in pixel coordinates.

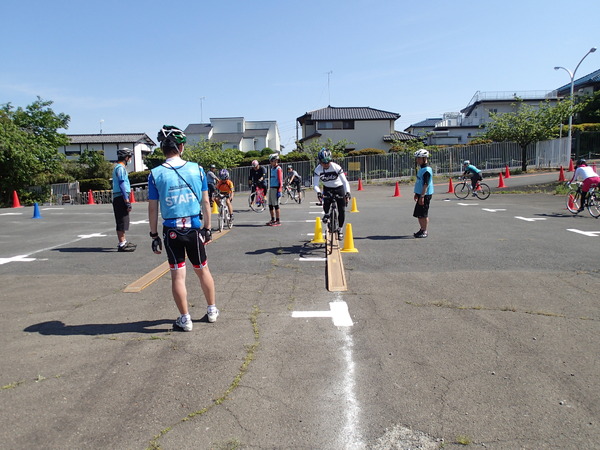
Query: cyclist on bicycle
[
  {"left": 313, "top": 148, "right": 351, "bottom": 240},
  {"left": 462, "top": 160, "right": 483, "bottom": 196},
  {"left": 206, "top": 164, "right": 219, "bottom": 207},
  {"left": 216, "top": 169, "right": 235, "bottom": 221},
  {"left": 568, "top": 159, "right": 600, "bottom": 212},
  {"left": 286, "top": 165, "right": 302, "bottom": 193},
  {"left": 248, "top": 160, "right": 267, "bottom": 200}
]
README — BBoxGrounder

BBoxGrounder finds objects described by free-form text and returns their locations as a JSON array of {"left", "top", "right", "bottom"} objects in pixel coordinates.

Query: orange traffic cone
[
  {"left": 505, "top": 165, "right": 511, "bottom": 179},
  {"left": 357, "top": 178, "right": 364, "bottom": 191},
  {"left": 447, "top": 178, "right": 454, "bottom": 193},
  {"left": 567, "top": 193, "right": 575, "bottom": 210},
  {"left": 393, "top": 182, "right": 401, "bottom": 197},
  {"left": 497, "top": 173, "right": 506, "bottom": 188},
  {"left": 558, "top": 166, "right": 566, "bottom": 182},
  {"left": 87, "top": 189, "right": 96, "bottom": 205},
  {"left": 11, "top": 190, "right": 23, "bottom": 208},
  {"left": 310, "top": 217, "right": 326, "bottom": 244},
  {"left": 129, "top": 191, "right": 136, "bottom": 204},
  {"left": 340, "top": 223, "right": 358, "bottom": 253},
  {"left": 568, "top": 159, "right": 574, "bottom": 172}
]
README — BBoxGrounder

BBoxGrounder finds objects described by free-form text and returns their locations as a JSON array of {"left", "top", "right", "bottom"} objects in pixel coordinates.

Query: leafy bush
[
  {"left": 129, "top": 170, "right": 150, "bottom": 185},
  {"left": 347, "top": 148, "right": 386, "bottom": 156},
  {"left": 79, "top": 178, "right": 111, "bottom": 191}
]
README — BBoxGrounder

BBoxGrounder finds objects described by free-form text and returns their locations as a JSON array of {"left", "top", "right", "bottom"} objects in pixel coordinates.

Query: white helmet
[
  {"left": 463, "top": 160, "right": 470, "bottom": 165},
  {"left": 414, "top": 149, "right": 429, "bottom": 158}
]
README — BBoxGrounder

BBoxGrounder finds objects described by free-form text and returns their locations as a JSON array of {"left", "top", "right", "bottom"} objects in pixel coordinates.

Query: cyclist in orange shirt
[{"left": 215, "top": 169, "right": 235, "bottom": 221}]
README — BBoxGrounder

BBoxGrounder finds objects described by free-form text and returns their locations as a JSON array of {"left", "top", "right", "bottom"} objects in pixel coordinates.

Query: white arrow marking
[
  {"left": 0, "top": 255, "right": 36, "bottom": 265},
  {"left": 77, "top": 233, "right": 107, "bottom": 239},
  {"left": 514, "top": 216, "right": 547, "bottom": 222},
  {"left": 292, "top": 301, "right": 353, "bottom": 326},
  {"left": 482, "top": 208, "right": 507, "bottom": 212},
  {"left": 567, "top": 229, "right": 600, "bottom": 237}
]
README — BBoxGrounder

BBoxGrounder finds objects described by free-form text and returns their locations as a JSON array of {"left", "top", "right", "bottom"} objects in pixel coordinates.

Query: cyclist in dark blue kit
[{"left": 148, "top": 125, "right": 219, "bottom": 331}]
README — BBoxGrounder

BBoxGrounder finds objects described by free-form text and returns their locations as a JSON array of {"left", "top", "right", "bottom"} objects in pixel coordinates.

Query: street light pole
[{"left": 554, "top": 47, "right": 596, "bottom": 160}]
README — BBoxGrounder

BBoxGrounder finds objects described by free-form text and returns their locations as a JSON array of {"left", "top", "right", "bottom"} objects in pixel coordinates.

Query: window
[{"left": 317, "top": 120, "right": 354, "bottom": 130}]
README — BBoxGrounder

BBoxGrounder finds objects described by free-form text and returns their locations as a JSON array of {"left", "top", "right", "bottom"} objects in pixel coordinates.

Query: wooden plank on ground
[{"left": 326, "top": 232, "right": 347, "bottom": 292}]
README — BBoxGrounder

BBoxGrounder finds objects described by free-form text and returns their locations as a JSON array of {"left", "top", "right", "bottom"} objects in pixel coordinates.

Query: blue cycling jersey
[
  {"left": 464, "top": 164, "right": 481, "bottom": 174},
  {"left": 414, "top": 165, "right": 434, "bottom": 195},
  {"left": 112, "top": 164, "right": 130, "bottom": 199}
]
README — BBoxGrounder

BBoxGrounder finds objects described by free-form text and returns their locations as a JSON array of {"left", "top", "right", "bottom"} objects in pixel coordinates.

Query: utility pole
[
  {"left": 326, "top": 70, "right": 333, "bottom": 105},
  {"left": 200, "top": 97, "right": 206, "bottom": 122}
]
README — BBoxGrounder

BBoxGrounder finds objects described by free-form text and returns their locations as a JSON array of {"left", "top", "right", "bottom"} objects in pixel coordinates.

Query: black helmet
[
  {"left": 576, "top": 158, "right": 587, "bottom": 167},
  {"left": 157, "top": 125, "right": 186, "bottom": 145},
  {"left": 318, "top": 148, "right": 332, "bottom": 163},
  {"left": 117, "top": 148, "right": 133, "bottom": 158}
]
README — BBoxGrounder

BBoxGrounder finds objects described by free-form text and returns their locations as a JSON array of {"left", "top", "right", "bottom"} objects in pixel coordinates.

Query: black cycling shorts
[
  {"left": 163, "top": 227, "right": 208, "bottom": 270},
  {"left": 112, "top": 196, "right": 130, "bottom": 232},
  {"left": 413, "top": 195, "right": 432, "bottom": 218}
]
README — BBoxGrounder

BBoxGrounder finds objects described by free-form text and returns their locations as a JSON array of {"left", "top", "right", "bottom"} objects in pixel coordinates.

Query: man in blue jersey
[
  {"left": 266, "top": 153, "right": 283, "bottom": 226},
  {"left": 112, "top": 148, "right": 136, "bottom": 252},
  {"left": 462, "top": 160, "right": 483, "bottom": 196},
  {"left": 413, "top": 149, "right": 434, "bottom": 238},
  {"left": 148, "top": 125, "right": 218, "bottom": 331}
]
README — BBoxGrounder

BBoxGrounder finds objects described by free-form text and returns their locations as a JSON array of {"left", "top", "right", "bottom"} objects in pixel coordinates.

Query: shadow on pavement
[
  {"left": 51, "top": 247, "right": 115, "bottom": 253},
  {"left": 24, "top": 320, "right": 173, "bottom": 335}
]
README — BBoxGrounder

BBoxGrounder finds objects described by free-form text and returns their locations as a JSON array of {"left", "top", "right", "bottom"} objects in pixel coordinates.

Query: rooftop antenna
[
  {"left": 100, "top": 119, "right": 104, "bottom": 134},
  {"left": 326, "top": 71, "right": 333, "bottom": 105},
  {"left": 200, "top": 97, "right": 206, "bottom": 123}
]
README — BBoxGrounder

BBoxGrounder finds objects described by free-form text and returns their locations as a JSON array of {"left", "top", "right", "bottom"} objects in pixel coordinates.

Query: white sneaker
[
  {"left": 174, "top": 314, "right": 193, "bottom": 331},
  {"left": 207, "top": 307, "right": 219, "bottom": 323}
]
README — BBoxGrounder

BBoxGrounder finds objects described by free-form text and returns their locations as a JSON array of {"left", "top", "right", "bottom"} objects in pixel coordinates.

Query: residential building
[
  {"left": 296, "top": 106, "right": 417, "bottom": 152},
  {"left": 59, "top": 133, "right": 156, "bottom": 172},
  {"left": 184, "top": 117, "right": 281, "bottom": 152},
  {"left": 555, "top": 68, "right": 600, "bottom": 97},
  {"left": 404, "top": 118, "right": 442, "bottom": 138}
]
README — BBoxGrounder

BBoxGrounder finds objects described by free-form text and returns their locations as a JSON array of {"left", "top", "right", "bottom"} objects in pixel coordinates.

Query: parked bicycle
[
  {"left": 281, "top": 182, "right": 304, "bottom": 204},
  {"left": 248, "top": 185, "right": 266, "bottom": 213},
  {"left": 566, "top": 182, "right": 600, "bottom": 218},
  {"left": 454, "top": 177, "right": 491, "bottom": 200},
  {"left": 216, "top": 193, "right": 234, "bottom": 231}
]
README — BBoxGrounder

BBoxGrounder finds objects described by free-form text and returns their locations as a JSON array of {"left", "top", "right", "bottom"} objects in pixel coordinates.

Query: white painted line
[
  {"left": 567, "top": 228, "right": 600, "bottom": 237},
  {"left": 515, "top": 216, "right": 547, "bottom": 222},
  {"left": 457, "top": 203, "right": 479, "bottom": 206},
  {"left": 292, "top": 300, "right": 353, "bottom": 327},
  {"left": 78, "top": 233, "right": 108, "bottom": 239},
  {"left": 0, "top": 213, "right": 23, "bottom": 216},
  {"left": 42, "top": 207, "right": 64, "bottom": 210},
  {"left": 305, "top": 220, "right": 316, "bottom": 223},
  {"left": 0, "top": 255, "right": 36, "bottom": 265},
  {"left": 482, "top": 208, "right": 507, "bottom": 212},
  {"left": 297, "top": 257, "right": 326, "bottom": 262},
  {"left": 309, "top": 211, "right": 322, "bottom": 214},
  {"left": 130, "top": 219, "right": 149, "bottom": 224}
]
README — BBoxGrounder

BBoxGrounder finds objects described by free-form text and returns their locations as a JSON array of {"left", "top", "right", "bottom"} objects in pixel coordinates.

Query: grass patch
[
  {"left": 455, "top": 435, "right": 472, "bottom": 445},
  {"left": 2, "top": 380, "right": 24, "bottom": 390}
]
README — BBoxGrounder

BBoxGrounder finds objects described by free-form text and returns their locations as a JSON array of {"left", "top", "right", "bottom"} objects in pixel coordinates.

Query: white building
[
  {"left": 297, "top": 106, "right": 417, "bottom": 151},
  {"left": 184, "top": 117, "right": 281, "bottom": 152},
  {"left": 59, "top": 133, "right": 155, "bottom": 172}
]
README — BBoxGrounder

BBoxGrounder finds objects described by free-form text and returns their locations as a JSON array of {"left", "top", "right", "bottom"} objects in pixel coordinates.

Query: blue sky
[{"left": 2, "top": 0, "right": 599, "bottom": 152}]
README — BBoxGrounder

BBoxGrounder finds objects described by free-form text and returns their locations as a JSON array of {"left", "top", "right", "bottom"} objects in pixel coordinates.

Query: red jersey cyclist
[{"left": 568, "top": 159, "right": 600, "bottom": 212}]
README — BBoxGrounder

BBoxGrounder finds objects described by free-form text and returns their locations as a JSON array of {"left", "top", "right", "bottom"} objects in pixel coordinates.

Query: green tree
[
  {"left": 143, "top": 140, "right": 245, "bottom": 170},
  {"left": 576, "top": 91, "right": 600, "bottom": 123},
  {"left": 78, "top": 150, "right": 113, "bottom": 179},
  {"left": 482, "top": 99, "right": 575, "bottom": 171},
  {"left": 0, "top": 98, "right": 70, "bottom": 205},
  {"left": 299, "top": 138, "right": 355, "bottom": 161}
]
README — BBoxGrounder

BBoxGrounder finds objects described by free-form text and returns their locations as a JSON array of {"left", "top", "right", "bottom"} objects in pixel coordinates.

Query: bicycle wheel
[
  {"left": 249, "top": 192, "right": 265, "bottom": 213},
  {"left": 281, "top": 188, "right": 291, "bottom": 204},
  {"left": 566, "top": 191, "right": 581, "bottom": 214},
  {"left": 587, "top": 193, "right": 600, "bottom": 218},
  {"left": 227, "top": 212, "right": 234, "bottom": 229},
  {"left": 218, "top": 204, "right": 225, "bottom": 232},
  {"left": 329, "top": 205, "right": 339, "bottom": 255},
  {"left": 475, "top": 183, "right": 491, "bottom": 200},
  {"left": 294, "top": 188, "right": 305, "bottom": 204},
  {"left": 454, "top": 182, "right": 470, "bottom": 199}
]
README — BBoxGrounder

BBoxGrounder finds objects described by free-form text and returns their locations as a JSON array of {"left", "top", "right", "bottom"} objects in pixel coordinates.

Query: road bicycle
[
  {"left": 454, "top": 177, "right": 491, "bottom": 200},
  {"left": 248, "top": 185, "right": 266, "bottom": 213},
  {"left": 321, "top": 192, "right": 344, "bottom": 255},
  {"left": 217, "top": 194, "right": 234, "bottom": 231},
  {"left": 281, "top": 182, "right": 305, "bottom": 204},
  {"left": 566, "top": 182, "right": 600, "bottom": 218}
]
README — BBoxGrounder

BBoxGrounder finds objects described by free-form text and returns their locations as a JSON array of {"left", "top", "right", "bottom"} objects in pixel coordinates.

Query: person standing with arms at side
[
  {"left": 413, "top": 149, "right": 434, "bottom": 238},
  {"left": 112, "top": 148, "right": 136, "bottom": 252},
  {"left": 148, "top": 125, "right": 218, "bottom": 332},
  {"left": 266, "top": 153, "right": 283, "bottom": 226},
  {"left": 206, "top": 164, "right": 219, "bottom": 207},
  {"left": 312, "top": 148, "right": 351, "bottom": 240}
]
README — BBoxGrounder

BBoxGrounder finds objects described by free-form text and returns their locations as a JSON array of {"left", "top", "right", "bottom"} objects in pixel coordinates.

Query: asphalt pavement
[{"left": 0, "top": 170, "right": 598, "bottom": 449}]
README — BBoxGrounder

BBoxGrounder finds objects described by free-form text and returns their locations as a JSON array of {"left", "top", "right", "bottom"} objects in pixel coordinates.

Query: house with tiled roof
[
  {"left": 184, "top": 117, "right": 281, "bottom": 152},
  {"left": 296, "top": 106, "right": 417, "bottom": 152},
  {"left": 59, "top": 133, "right": 155, "bottom": 172},
  {"left": 555, "top": 68, "right": 600, "bottom": 97},
  {"left": 404, "top": 118, "right": 442, "bottom": 138}
]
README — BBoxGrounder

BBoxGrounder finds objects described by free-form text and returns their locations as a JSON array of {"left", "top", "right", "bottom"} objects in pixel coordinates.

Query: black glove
[
  {"left": 151, "top": 236, "right": 162, "bottom": 253},
  {"left": 317, "top": 192, "right": 323, "bottom": 202},
  {"left": 344, "top": 192, "right": 351, "bottom": 207},
  {"left": 126, "top": 202, "right": 132, "bottom": 211},
  {"left": 201, "top": 228, "right": 212, "bottom": 243}
]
